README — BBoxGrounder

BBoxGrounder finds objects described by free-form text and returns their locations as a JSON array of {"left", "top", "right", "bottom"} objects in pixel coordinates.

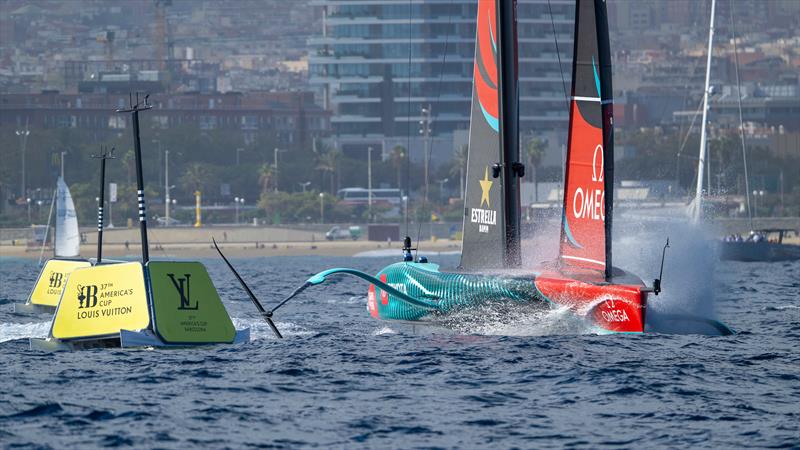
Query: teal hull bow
[{"left": 305, "top": 263, "right": 546, "bottom": 321}]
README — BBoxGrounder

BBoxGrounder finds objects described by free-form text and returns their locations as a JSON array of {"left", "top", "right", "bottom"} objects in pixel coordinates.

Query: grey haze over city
[{"left": 1, "top": 0, "right": 798, "bottom": 227}]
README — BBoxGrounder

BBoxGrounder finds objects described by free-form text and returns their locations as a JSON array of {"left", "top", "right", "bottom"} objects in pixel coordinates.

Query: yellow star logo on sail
[{"left": 479, "top": 166, "right": 493, "bottom": 208}]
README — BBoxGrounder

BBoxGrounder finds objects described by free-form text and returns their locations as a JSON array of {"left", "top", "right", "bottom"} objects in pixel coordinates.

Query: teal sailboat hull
[{"left": 367, "top": 262, "right": 547, "bottom": 321}]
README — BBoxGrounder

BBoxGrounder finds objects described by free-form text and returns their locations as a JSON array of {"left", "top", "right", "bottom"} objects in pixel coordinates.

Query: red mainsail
[{"left": 559, "top": 0, "right": 613, "bottom": 276}]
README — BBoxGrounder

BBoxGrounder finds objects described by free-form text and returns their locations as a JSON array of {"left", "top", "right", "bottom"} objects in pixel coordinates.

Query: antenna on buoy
[
  {"left": 116, "top": 93, "right": 152, "bottom": 263},
  {"left": 90, "top": 146, "right": 115, "bottom": 264}
]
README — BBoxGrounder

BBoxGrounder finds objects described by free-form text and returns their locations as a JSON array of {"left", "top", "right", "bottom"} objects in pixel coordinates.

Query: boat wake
[
  {"left": 520, "top": 215, "right": 732, "bottom": 335},
  {"left": 372, "top": 326, "right": 397, "bottom": 335},
  {"left": 231, "top": 317, "right": 313, "bottom": 341},
  {"left": 0, "top": 321, "right": 50, "bottom": 343},
  {"left": 430, "top": 303, "right": 602, "bottom": 336},
  {"left": 615, "top": 218, "right": 733, "bottom": 334},
  {"left": 0, "top": 318, "right": 314, "bottom": 345},
  {"left": 764, "top": 305, "right": 799, "bottom": 311}
]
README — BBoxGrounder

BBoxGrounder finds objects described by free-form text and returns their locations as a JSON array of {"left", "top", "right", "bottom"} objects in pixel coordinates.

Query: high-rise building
[{"left": 309, "top": 0, "right": 574, "bottom": 168}]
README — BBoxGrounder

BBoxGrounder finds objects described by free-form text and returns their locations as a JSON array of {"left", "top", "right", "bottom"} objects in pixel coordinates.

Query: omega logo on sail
[{"left": 572, "top": 144, "right": 605, "bottom": 221}]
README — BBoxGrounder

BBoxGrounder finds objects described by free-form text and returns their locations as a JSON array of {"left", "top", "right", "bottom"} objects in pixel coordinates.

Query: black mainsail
[{"left": 460, "top": 0, "right": 522, "bottom": 270}]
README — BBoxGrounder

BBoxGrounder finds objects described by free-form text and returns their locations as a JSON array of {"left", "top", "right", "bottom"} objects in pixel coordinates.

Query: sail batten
[
  {"left": 559, "top": 0, "right": 614, "bottom": 278},
  {"left": 55, "top": 177, "right": 81, "bottom": 258}
]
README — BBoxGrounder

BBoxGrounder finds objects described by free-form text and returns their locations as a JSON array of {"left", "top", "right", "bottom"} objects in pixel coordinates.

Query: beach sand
[{"left": 0, "top": 240, "right": 460, "bottom": 259}]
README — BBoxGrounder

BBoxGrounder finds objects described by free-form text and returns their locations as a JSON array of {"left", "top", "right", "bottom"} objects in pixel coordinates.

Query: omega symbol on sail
[
  {"left": 572, "top": 144, "right": 605, "bottom": 221},
  {"left": 168, "top": 273, "right": 199, "bottom": 310},
  {"left": 591, "top": 144, "right": 604, "bottom": 182}
]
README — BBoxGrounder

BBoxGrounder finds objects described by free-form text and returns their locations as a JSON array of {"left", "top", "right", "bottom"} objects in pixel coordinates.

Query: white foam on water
[
  {"left": 765, "top": 305, "right": 799, "bottom": 311},
  {"left": 372, "top": 326, "right": 397, "bottom": 335},
  {"left": 325, "top": 296, "right": 366, "bottom": 305},
  {"left": 431, "top": 303, "right": 601, "bottom": 337},
  {"left": 232, "top": 317, "right": 314, "bottom": 341},
  {"left": 474, "top": 306, "right": 602, "bottom": 336},
  {"left": 0, "top": 321, "right": 50, "bottom": 343}
]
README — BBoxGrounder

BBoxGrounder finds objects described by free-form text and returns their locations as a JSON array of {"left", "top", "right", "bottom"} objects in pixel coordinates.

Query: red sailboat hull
[
  {"left": 535, "top": 270, "right": 647, "bottom": 333},
  {"left": 367, "top": 262, "right": 648, "bottom": 333}
]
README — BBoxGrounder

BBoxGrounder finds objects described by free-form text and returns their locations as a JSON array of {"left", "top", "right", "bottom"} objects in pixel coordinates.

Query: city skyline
[{"left": 1, "top": 0, "right": 798, "bottom": 225}]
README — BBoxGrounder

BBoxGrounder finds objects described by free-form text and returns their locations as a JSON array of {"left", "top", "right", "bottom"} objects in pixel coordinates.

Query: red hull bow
[{"left": 535, "top": 270, "right": 647, "bottom": 333}]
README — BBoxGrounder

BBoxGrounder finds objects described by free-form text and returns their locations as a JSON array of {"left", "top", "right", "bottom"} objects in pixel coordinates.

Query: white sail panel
[{"left": 55, "top": 177, "right": 80, "bottom": 257}]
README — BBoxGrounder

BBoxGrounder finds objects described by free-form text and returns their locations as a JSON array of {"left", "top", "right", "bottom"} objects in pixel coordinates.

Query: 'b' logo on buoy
[
  {"left": 77, "top": 284, "right": 98, "bottom": 309},
  {"left": 49, "top": 272, "right": 64, "bottom": 288}
]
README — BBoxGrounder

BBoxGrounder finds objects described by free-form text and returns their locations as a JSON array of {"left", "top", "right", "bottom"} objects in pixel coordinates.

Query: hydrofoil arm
[
  {"left": 214, "top": 238, "right": 439, "bottom": 339},
  {"left": 275, "top": 268, "right": 439, "bottom": 312}
]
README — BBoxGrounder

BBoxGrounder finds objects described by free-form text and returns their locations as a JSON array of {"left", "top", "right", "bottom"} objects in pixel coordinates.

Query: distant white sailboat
[
  {"left": 54, "top": 176, "right": 81, "bottom": 258},
  {"left": 16, "top": 177, "right": 90, "bottom": 314}
]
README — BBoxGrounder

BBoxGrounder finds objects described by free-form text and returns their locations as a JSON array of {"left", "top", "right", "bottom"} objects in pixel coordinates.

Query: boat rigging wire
[
  {"left": 679, "top": 98, "right": 705, "bottom": 204},
  {"left": 37, "top": 189, "right": 57, "bottom": 267},
  {"left": 414, "top": 2, "right": 453, "bottom": 258},
  {"left": 405, "top": 0, "right": 412, "bottom": 238},
  {"left": 547, "top": 0, "right": 570, "bottom": 110},
  {"left": 674, "top": 4, "right": 706, "bottom": 143},
  {"left": 729, "top": 0, "right": 753, "bottom": 230},
  {"left": 678, "top": 98, "right": 705, "bottom": 158}
]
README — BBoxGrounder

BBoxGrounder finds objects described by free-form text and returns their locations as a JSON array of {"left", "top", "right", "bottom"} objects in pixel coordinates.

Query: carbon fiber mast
[
  {"left": 498, "top": 0, "right": 523, "bottom": 268},
  {"left": 598, "top": 0, "right": 614, "bottom": 280}
]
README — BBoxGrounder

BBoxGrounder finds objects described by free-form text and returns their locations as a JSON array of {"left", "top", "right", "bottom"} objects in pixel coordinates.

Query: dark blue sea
[{"left": 1, "top": 251, "right": 798, "bottom": 449}]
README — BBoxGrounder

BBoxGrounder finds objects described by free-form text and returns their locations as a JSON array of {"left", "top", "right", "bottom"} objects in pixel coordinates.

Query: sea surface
[{"left": 1, "top": 253, "right": 798, "bottom": 449}]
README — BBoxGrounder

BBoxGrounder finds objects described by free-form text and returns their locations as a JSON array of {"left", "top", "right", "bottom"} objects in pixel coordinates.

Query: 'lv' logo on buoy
[{"left": 167, "top": 273, "right": 199, "bottom": 310}]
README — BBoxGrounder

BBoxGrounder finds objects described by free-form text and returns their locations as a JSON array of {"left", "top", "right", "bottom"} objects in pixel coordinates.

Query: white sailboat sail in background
[
  {"left": 18, "top": 176, "right": 86, "bottom": 313},
  {"left": 55, "top": 176, "right": 80, "bottom": 257}
]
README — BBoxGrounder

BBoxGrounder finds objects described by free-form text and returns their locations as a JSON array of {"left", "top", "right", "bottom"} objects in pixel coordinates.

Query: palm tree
[
  {"left": 449, "top": 144, "right": 468, "bottom": 199},
  {"left": 316, "top": 148, "right": 341, "bottom": 194},
  {"left": 179, "top": 162, "right": 210, "bottom": 194},
  {"left": 390, "top": 145, "right": 406, "bottom": 190},
  {"left": 526, "top": 137, "right": 546, "bottom": 202},
  {"left": 258, "top": 163, "right": 274, "bottom": 195}
]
